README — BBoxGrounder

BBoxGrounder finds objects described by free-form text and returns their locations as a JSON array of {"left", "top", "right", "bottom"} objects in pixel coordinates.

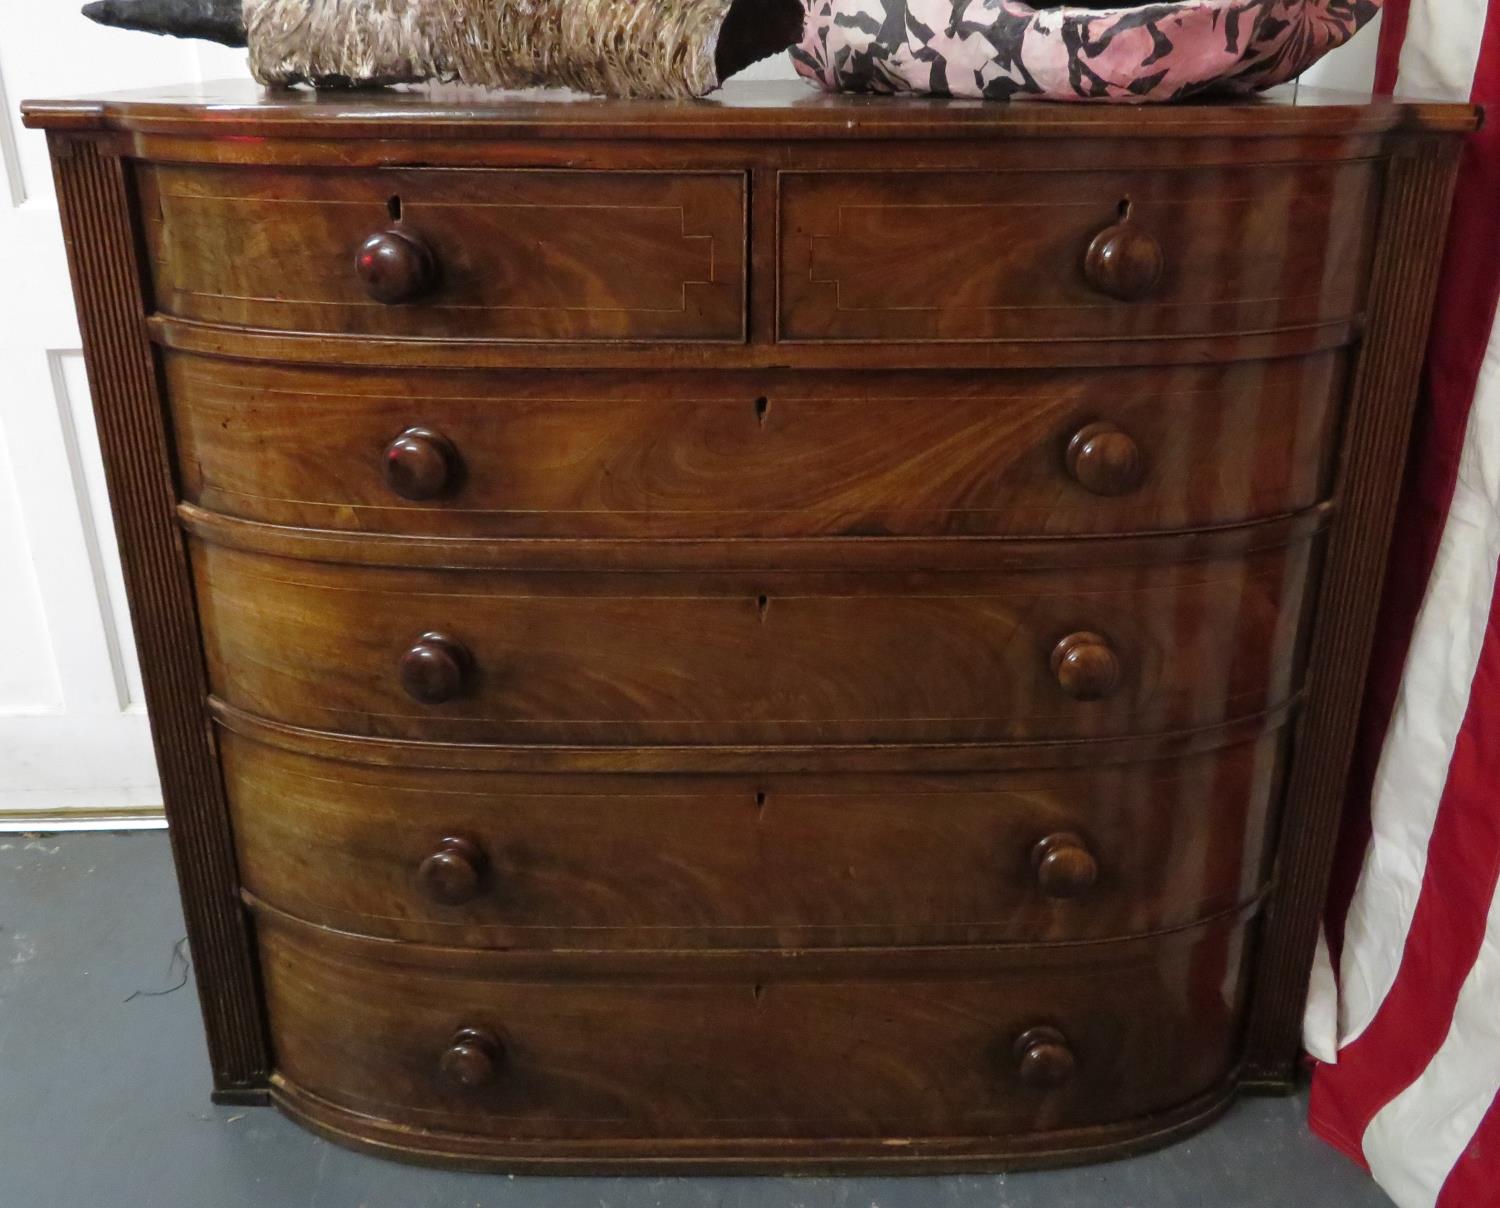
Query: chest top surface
[{"left": 21, "top": 78, "right": 1480, "bottom": 141}]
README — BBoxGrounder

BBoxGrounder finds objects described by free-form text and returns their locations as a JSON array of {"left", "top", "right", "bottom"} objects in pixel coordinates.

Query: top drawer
[
  {"left": 778, "top": 163, "right": 1380, "bottom": 343},
  {"left": 137, "top": 166, "right": 746, "bottom": 342}
]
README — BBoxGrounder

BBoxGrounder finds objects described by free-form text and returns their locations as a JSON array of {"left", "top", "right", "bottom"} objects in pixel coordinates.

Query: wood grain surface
[
  {"left": 779, "top": 162, "right": 1379, "bottom": 342},
  {"left": 222, "top": 726, "right": 1287, "bottom": 948},
  {"left": 165, "top": 354, "right": 1347, "bottom": 539},
  {"left": 45, "top": 135, "right": 270, "bottom": 1098},
  {"left": 253, "top": 901, "right": 1255, "bottom": 1142},
  {"left": 189, "top": 535, "right": 1317, "bottom": 745},
  {"left": 137, "top": 165, "right": 746, "bottom": 342},
  {"left": 22, "top": 80, "right": 1477, "bottom": 1166}
]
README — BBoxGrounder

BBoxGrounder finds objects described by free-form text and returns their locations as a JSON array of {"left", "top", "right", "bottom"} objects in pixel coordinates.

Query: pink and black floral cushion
[{"left": 791, "top": 1, "right": 1383, "bottom": 102}]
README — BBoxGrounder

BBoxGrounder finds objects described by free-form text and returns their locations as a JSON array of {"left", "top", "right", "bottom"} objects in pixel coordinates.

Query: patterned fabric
[{"left": 791, "top": 1, "right": 1384, "bottom": 102}]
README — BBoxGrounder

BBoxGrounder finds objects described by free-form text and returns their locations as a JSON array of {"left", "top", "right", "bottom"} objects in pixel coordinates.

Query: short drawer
[
  {"left": 189, "top": 535, "right": 1316, "bottom": 746},
  {"left": 137, "top": 166, "right": 745, "bottom": 342},
  {"left": 778, "top": 163, "right": 1379, "bottom": 343},
  {"left": 223, "top": 726, "right": 1285, "bottom": 949},
  {"left": 166, "top": 353, "right": 1346, "bottom": 539},
  {"left": 256, "top": 905, "right": 1252, "bottom": 1142}
]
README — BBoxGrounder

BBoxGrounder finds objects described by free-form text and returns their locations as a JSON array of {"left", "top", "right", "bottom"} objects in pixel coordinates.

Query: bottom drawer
[{"left": 256, "top": 905, "right": 1252, "bottom": 1149}]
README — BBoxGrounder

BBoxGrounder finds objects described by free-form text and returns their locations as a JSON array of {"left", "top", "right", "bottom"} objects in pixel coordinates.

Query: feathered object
[
  {"left": 81, "top": 0, "right": 1382, "bottom": 101},
  {"left": 82, "top": 0, "right": 806, "bottom": 96}
]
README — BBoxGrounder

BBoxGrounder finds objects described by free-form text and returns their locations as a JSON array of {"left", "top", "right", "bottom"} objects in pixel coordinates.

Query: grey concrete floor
[{"left": 0, "top": 832, "right": 1392, "bottom": 1208}]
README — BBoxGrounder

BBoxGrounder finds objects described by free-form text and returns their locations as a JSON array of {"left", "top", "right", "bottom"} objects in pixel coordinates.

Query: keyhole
[
  {"left": 387, "top": 195, "right": 403, "bottom": 221},
  {"left": 755, "top": 789, "right": 767, "bottom": 811},
  {"left": 757, "top": 594, "right": 770, "bottom": 621},
  {"left": 754, "top": 396, "right": 770, "bottom": 426}
]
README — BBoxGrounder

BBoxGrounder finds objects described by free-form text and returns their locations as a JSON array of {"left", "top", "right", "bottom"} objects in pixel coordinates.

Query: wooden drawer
[
  {"left": 166, "top": 353, "right": 1346, "bottom": 539},
  {"left": 223, "top": 726, "right": 1285, "bottom": 949},
  {"left": 137, "top": 166, "right": 745, "bottom": 342},
  {"left": 256, "top": 905, "right": 1252, "bottom": 1144},
  {"left": 778, "top": 163, "right": 1379, "bottom": 343},
  {"left": 190, "top": 535, "right": 1316, "bottom": 745}
]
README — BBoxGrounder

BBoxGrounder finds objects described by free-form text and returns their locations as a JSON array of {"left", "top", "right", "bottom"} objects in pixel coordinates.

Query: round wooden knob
[
  {"left": 1066, "top": 422, "right": 1144, "bottom": 496},
  {"left": 355, "top": 228, "right": 436, "bottom": 304},
  {"left": 383, "top": 427, "right": 459, "bottom": 501},
  {"left": 417, "top": 836, "right": 487, "bottom": 905},
  {"left": 1050, "top": 632, "right": 1121, "bottom": 702},
  {"left": 1085, "top": 217, "right": 1163, "bottom": 302},
  {"left": 1031, "top": 832, "right": 1099, "bottom": 899},
  {"left": 439, "top": 1026, "right": 504, "bottom": 1089},
  {"left": 399, "top": 632, "right": 471, "bottom": 705},
  {"left": 1014, "top": 1026, "right": 1076, "bottom": 1089}
]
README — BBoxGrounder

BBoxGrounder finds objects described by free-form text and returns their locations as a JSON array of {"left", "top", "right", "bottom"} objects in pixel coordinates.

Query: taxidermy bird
[
  {"left": 80, "top": 0, "right": 808, "bottom": 97},
  {"left": 81, "top": 0, "right": 1382, "bottom": 102}
]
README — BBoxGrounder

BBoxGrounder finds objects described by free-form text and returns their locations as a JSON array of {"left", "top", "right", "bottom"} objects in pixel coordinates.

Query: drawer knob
[
  {"left": 1031, "top": 832, "right": 1099, "bottom": 898},
  {"left": 399, "top": 632, "right": 471, "bottom": 705},
  {"left": 1050, "top": 631, "right": 1121, "bottom": 701},
  {"left": 383, "top": 427, "right": 459, "bottom": 501},
  {"left": 1066, "top": 422, "right": 1144, "bottom": 496},
  {"left": 1085, "top": 211, "right": 1163, "bottom": 302},
  {"left": 356, "top": 228, "right": 436, "bottom": 304},
  {"left": 439, "top": 1026, "right": 504, "bottom": 1089},
  {"left": 417, "top": 836, "right": 487, "bottom": 906},
  {"left": 1014, "top": 1026, "right": 1076, "bottom": 1089}
]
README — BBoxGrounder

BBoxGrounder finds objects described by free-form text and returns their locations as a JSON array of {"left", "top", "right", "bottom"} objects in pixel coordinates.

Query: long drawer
[
  {"left": 256, "top": 904, "right": 1252, "bottom": 1143},
  {"left": 165, "top": 353, "right": 1346, "bottom": 539},
  {"left": 222, "top": 725, "right": 1286, "bottom": 949},
  {"left": 778, "top": 162, "right": 1379, "bottom": 342},
  {"left": 190, "top": 534, "right": 1317, "bottom": 745},
  {"left": 137, "top": 165, "right": 747, "bottom": 342}
]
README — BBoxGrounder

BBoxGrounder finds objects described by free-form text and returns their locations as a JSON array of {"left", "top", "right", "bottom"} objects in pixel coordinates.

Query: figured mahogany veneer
[
  {"left": 137, "top": 165, "right": 747, "bottom": 342},
  {"left": 219, "top": 725, "right": 1286, "bottom": 948},
  {"left": 23, "top": 81, "right": 1475, "bottom": 1170},
  {"left": 189, "top": 535, "right": 1316, "bottom": 746},
  {"left": 254, "top": 903, "right": 1254, "bottom": 1146},
  {"left": 778, "top": 162, "right": 1379, "bottom": 343},
  {"left": 164, "top": 353, "right": 1348, "bottom": 539}
]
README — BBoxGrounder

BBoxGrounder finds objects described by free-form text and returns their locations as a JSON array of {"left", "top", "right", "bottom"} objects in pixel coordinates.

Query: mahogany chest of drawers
[{"left": 23, "top": 80, "right": 1477, "bottom": 1172}]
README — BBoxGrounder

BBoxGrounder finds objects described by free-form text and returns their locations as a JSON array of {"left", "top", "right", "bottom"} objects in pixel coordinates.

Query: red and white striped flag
[{"left": 1304, "top": 2, "right": 1500, "bottom": 1205}]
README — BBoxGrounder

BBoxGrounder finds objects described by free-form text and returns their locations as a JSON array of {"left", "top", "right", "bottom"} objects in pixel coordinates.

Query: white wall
[
  {"left": 0, "top": 9, "right": 244, "bottom": 829},
  {"left": 1297, "top": 11, "right": 1383, "bottom": 94},
  {"left": 0, "top": 11, "right": 1378, "bottom": 831}
]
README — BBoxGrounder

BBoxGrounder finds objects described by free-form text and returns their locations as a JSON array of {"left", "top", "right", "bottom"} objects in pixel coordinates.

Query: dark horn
[{"left": 81, "top": 0, "right": 247, "bottom": 46}]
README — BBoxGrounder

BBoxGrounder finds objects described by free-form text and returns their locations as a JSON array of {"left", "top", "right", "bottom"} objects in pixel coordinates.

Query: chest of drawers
[{"left": 23, "top": 80, "right": 1477, "bottom": 1172}]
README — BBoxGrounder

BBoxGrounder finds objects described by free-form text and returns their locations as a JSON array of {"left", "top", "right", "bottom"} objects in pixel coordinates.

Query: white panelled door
[{"left": 0, "top": 9, "right": 244, "bottom": 827}]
